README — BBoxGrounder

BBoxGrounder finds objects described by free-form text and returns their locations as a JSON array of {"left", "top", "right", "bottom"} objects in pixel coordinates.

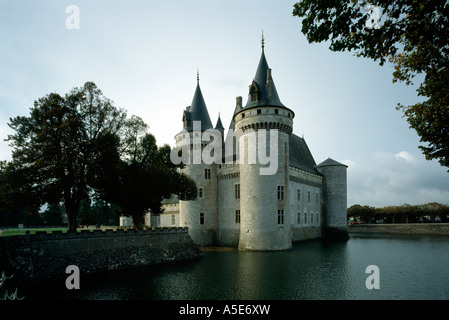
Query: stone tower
[
  {"left": 175, "top": 73, "right": 219, "bottom": 246},
  {"left": 316, "top": 158, "right": 349, "bottom": 241},
  {"left": 234, "top": 37, "right": 296, "bottom": 251}
]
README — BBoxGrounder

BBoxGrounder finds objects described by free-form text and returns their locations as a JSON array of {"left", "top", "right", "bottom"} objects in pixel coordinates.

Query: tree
[
  {"left": 0, "top": 160, "right": 41, "bottom": 226},
  {"left": 89, "top": 116, "right": 197, "bottom": 230},
  {"left": 42, "top": 203, "right": 64, "bottom": 226},
  {"left": 293, "top": 0, "right": 449, "bottom": 170},
  {"left": 6, "top": 82, "right": 127, "bottom": 232}
]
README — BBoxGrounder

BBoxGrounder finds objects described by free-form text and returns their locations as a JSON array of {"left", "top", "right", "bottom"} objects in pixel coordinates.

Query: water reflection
[{"left": 23, "top": 234, "right": 449, "bottom": 300}]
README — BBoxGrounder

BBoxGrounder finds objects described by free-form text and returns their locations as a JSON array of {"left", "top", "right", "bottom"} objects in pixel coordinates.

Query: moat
[{"left": 22, "top": 233, "right": 449, "bottom": 300}]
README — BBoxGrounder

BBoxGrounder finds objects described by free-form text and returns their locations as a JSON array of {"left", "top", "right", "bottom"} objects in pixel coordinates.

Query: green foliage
[
  {"left": 42, "top": 203, "right": 64, "bottom": 226},
  {"left": 0, "top": 161, "right": 41, "bottom": 226},
  {"left": 293, "top": 0, "right": 449, "bottom": 170},
  {"left": 77, "top": 197, "right": 118, "bottom": 226},
  {"left": 3, "top": 81, "right": 197, "bottom": 231},
  {"left": 89, "top": 117, "right": 197, "bottom": 230},
  {"left": 347, "top": 202, "right": 449, "bottom": 223},
  {"left": 5, "top": 82, "right": 127, "bottom": 231}
]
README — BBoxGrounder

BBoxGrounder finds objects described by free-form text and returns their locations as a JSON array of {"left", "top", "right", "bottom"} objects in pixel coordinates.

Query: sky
[{"left": 0, "top": 0, "right": 448, "bottom": 208}]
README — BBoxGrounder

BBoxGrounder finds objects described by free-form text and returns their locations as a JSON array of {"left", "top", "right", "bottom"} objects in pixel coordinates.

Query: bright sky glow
[{"left": 1, "top": 0, "right": 448, "bottom": 207}]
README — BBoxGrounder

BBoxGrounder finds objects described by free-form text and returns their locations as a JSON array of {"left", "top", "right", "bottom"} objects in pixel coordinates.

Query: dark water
[{"left": 23, "top": 233, "right": 449, "bottom": 300}]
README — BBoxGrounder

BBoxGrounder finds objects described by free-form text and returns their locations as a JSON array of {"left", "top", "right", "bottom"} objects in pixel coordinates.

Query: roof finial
[
  {"left": 197, "top": 69, "right": 199, "bottom": 84},
  {"left": 261, "top": 30, "right": 265, "bottom": 49}
]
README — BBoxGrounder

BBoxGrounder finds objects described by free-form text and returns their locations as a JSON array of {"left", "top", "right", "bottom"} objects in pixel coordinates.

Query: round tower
[
  {"left": 235, "top": 38, "right": 295, "bottom": 251},
  {"left": 316, "top": 158, "right": 349, "bottom": 242},
  {"left": 175, "top": 73, "right": 219, "bottom": 246}
]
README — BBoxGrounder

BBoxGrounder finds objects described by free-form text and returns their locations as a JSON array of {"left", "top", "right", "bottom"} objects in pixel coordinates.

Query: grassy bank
[
  {"left": 0, "top": 227, "right": 68, "bottom": 237},
  {"left": 0, "top": 226, "right": 128, "bottom": 237}
]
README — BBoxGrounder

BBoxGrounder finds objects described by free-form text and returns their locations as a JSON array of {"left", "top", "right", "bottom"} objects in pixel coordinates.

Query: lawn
[{"left": 0, "top": 227, "right": 69, "bottom": 237}]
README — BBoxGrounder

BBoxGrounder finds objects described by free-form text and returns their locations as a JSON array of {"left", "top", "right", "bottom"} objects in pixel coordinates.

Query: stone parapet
[{"left": 0, "top": 227, "right": 202, "bottom": 288}]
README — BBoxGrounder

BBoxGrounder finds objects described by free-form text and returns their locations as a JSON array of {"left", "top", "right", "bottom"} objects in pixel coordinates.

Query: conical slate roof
[
  {"left": 183, "top": 78, "right": 213, "bottom": 131},
  {"left": 317, "top": 158, "right": 348, "bottom": 167},
  {"left": 215, "top": 114, "right": 224, "bottom": 129},
  {"left": 244, "top": 44, "right": 286, "bottom": 109}
]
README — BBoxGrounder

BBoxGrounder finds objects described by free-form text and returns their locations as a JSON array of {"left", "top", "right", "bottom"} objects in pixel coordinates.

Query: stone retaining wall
[
  {"left": 348, "top": 223, "right": 449, "bottom": 235},
  {"left": 0, "top": 228, "right": 202, "bottom": 288}
]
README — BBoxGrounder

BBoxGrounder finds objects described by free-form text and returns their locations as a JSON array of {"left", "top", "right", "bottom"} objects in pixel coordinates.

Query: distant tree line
[
  {"left": 347, "top": 202, "right": 449, "bottom": 224},
  {"left": 0, "top": 82, "right": 197, "bottom": 231},
  {"left": 0, "top": 195, "right": 117, "bottom": 228}
]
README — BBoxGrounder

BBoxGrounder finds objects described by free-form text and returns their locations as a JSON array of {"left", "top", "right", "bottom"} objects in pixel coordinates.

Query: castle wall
[
  {"left": 288, "top": 167, "right": 323, "bottom": 242},
  {"left": 160, "top": 203, "right": 180, "bottom": 227},
  {"left": 235, "top": 107, "right": 293, "bottom": 251},
  {"left": 176, "top": 131, "right": 219, "bottom": 246},
  {"left": 217, "top": 164, "right": 240, "bottom": 247},
  {"left": 316, "top": 164, "right": 348, "bottom": 230},
  {"left": 0, "top": 228, "right": 202, "bottom": 288}
]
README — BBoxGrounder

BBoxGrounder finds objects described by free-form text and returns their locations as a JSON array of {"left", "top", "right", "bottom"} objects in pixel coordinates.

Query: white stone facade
[{"left": 153, "top": 42, "right": 348, "bottom": 250}]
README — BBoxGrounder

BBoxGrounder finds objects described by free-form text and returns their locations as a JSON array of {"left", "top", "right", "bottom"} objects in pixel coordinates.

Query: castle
[{"left": 134, "top": 38, "right": 349, "bottom": 250}]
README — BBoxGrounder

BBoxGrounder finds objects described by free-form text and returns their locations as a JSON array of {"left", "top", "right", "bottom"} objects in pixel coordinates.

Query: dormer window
[{"left": 249, "top": 81, "right": 259, "bottom": 102}]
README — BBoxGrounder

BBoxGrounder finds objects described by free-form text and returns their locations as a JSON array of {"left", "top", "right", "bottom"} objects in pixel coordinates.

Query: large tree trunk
[
  {"left": 64, "top": 188, "right": 81, "bottom": 233},
  {"left": 67, "top": 208, "right": 78, "bottom": 233},
  {"left": 132, "top": 211, "right": 145, "bottom": 230}
]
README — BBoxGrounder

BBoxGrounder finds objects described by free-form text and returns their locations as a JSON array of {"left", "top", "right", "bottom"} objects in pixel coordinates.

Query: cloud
[
  {"left": 346, "top": 151, "right": 449, "bottom": 207},
  {"left": 394, "top": 150, "right": 416, "bottom": 164}
]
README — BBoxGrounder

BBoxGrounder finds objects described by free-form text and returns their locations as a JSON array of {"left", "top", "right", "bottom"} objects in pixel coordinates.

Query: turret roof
[
  {"left": 215, "top": 113, "right": 224, "bottom": 129},
  {"left": 183, "top": 73, "right": 213, "bottom": 131},
  {"left": 316, "top": 158, "right": 348, "bottom": 167},
  {"left": 243, "top": 38, "right": 286, "bottom": 109}
]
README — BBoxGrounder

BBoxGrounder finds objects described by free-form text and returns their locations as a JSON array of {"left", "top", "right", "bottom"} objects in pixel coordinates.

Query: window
[
  {"left": 251, "top": 92, "right": 257, "bottom": 102},
  {"left": 235, "top": 184, "right": 240, "bottom": 199},
  {"left": 274, "top": 109, "right": 279, "bottom": 114},
  {"left": 200, "top": 213, "right": 204, "bottom": 225},
  {"left": 250, "top": 85, "right": 258, "bottom": 102},
  {"left": 171, "top": 215, "right": 176, "bottom": 226},
  {"left": 316, "top": 192, "right": 319, "bottom": 203},
  {"left": 242, "top": 113, "right": 245, "bottom": 119},
  {"left": 235, "top": 210, "right": 241, "bottom": 224},
  {"left": 205, "top": 169, "right": 211, "bottom": 179},
  {"left": 308, "top": 191, "right": 311, "bottom": 203},
  {"left": 277, "top": 210, "right": 284, "bottom": 225},
  {"left": 297, "top": 212, "right": 301, "bottom": 224},
  {"left": 304, "top": 213, "right": 307, "bottom": 224},
  {"left": 199, "top": 188, "right": 203, "bottom": 198},
  {"left": 297, "top": 189, "right": 301, "bottom": 201},
  {"left": 257, "top": 109, "right": 261, "bottom": 114},
  {"left": 277, "top": 186, "right": 284, "bottom": 200},
  {"left": 311, "top": 213, "right": 313, "bottom": 224}
]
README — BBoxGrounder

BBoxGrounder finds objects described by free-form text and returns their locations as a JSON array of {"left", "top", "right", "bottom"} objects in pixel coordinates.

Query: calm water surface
[{"left": 23, "top": 233, "right": 449, "bottom": 300}]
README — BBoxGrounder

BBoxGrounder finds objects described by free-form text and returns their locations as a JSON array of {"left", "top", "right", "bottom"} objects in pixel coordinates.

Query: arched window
[{"left": 249, "top": 82, "right": 259, "bottom": 102}]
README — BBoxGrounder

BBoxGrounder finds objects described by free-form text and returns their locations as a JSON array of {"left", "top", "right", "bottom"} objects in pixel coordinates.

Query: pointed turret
[
  {"left": 215, "top": 113, "right": 225, "bottom": 142},
  {"left": 182, "top": 71, "right": 213, "bottom": 131},
  {"left": 215, "top": 113, "right": 224, "bottom": 130},
  {"left": 244, "top": 35, "right": 286, "bottom": 109}
]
